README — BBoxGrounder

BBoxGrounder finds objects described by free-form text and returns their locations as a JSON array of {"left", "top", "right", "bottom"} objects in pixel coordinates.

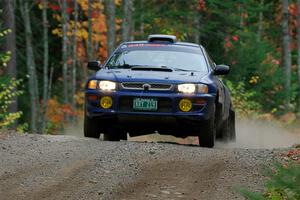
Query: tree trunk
[
  {"left": 297, "top": 0, "right": 300, "bottom": 112},
  {"left": 122, "top": 0, "right": 133, "bottom": 42},
  {"left": 61, "top": 0, "right": 69, "bottom": 105},
  {"left": 257, "top": 0, "right": 264, "bottom": 42},
  {"left": 105, "top": 0, "right": 116, "bottom": 56},
  {"left": 139, "top": 0, "right": 144, "bottom": 35},
  {"left": 3, "top": 0, "right": 17, "bottom": 124},
  {"left": 71, "top": 0, "right": 78, "bottom": 122},
  {"left": 87, "top": 0, "right": 93, "bottom": 60},
  {"left": 282, "top": 0, "right": 291, "bottom": 109},
  {"left": 239, "top": 4, "right": 244, "bottom": 28},
  {"left": 48, "top": 66, "right": 54, "bottom": 106},
  {"left": 20, "top": 1, "right": 40, "bottom": 133},
  {"left": 193, "top": 6, "right": 200, "bottom": 44},
  {"left": 41, "top": 0, "right": 49, "bottom": 134}
]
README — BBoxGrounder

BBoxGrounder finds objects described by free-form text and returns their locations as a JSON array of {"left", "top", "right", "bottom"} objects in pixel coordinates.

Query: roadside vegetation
[{"left": 238, "top": 147, "right": 300, "bottom": 200}]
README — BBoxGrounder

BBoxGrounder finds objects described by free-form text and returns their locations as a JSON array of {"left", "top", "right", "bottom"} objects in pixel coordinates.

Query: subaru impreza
[{"left": 84, "top": 34, "right": 235, "bottom": 148}]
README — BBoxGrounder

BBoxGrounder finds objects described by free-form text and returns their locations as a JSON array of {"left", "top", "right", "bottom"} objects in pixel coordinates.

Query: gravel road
[{"left": 0, "top": 133, "right": 286, "bottom": 200}]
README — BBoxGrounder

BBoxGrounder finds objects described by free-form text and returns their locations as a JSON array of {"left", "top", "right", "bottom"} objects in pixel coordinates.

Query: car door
[{"left": 203, "top": 49, "right": 230, "bottom": 121}]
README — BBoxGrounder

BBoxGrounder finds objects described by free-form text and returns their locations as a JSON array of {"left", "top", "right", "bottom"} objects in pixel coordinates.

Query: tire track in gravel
[
  {"left": 26, "top": 159, "right": 92, "bottom": 200},
  {"left": 110, "top": 148, "right": 256, "bottom": 200},
  {"left": 0, "top": 159, "right": 94, "bottom": 200},
  {"left": 0, "top": 164, "right": 52, "bottom": 199},
  {"left": 112, "top": 159, "right": 225, "bottom": 200}
]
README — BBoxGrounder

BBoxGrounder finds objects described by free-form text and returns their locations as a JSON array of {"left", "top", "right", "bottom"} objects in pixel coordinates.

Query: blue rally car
[{"left": 84, "top": 34, "right": 235, "bottom": 148}]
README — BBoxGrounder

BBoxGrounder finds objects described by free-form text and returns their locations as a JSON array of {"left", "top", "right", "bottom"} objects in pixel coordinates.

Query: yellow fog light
[
  {"left": 100, "top": 96, "right": 113, "bottom": 109},
  {"left": 179, "top": 99, "right": 192, "bottom": 112}
]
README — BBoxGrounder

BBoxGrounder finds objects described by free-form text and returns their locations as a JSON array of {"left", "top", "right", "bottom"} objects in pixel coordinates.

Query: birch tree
[
  {"left": 121, "top": 0, "right": 133, "bottom": 42},
  {"left": 41, "top": 0, "right": 49, "bottom": 134},
  {"left": 3, "top": 0, "right": 17, "bottom": 122},
  {"left": 282, "top": 0, "right": 291, "bottom": 109},
  {"left": 105, "top": 0, "right": 116, "bottom": 56},
  {"left": 297, "top": 0, "right": 300, "bottom": 112},
  {"left": 20, "top": 0, "right": 40, "bottom": 133},
  {"left": 61, "top": 0, "right": 69, "bottom": 105}
]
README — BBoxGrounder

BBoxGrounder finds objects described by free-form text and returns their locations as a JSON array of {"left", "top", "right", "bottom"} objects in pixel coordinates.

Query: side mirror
[
  {"left": 214, "top": 64, "right": 230, "bottom": 75},
  {"left": 87, "top": 61, "right": 101, "bottom": 71}
]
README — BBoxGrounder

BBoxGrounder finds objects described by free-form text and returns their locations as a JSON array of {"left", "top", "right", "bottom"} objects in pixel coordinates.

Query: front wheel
[
  {"left": 84, "top": 115, "right": 100, "bottom": 139},
  {"left": 198, "top": 105, "right": 216, "bottom": 148}
]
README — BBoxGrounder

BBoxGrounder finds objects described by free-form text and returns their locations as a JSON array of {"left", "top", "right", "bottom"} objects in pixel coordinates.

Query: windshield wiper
[
  {"left": 160, "top": 65, "right": 197, "bottom": 72},
  {"left": 113, "top": 64, "right": 152, "bottom": 69},
  {"left": 112, "top": 64, "right": 197, "bottom": 72}
]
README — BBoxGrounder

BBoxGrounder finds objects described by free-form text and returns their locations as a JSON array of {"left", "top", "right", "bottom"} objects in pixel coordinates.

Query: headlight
[
  {"left": 99, "top": 80, "right": 116, "bottom": 91},
  {"left": 177, "top": 83, "right": 208, "bottom": 94},
  {"left": 178, "top": 84, "right": 196, "bottom": 93}
]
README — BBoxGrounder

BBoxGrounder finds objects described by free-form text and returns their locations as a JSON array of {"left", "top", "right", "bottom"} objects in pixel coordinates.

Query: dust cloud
[
  {"left": 64, "top": 119, "right": 300, "bottom": 149},
  {"left": 218, "top": 119, "right": 300, "bottom": 149}
]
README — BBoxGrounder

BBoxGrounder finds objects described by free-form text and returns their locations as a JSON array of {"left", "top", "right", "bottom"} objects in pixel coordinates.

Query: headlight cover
[
  {"left": 99, "top": 80, "right": 116, "bottom": 91},
  {"left": 178, "top": 84, "right": 196, "bottom": 93},
  {"left": 177, "top": 83, "right": 208, "bottom": 94}
]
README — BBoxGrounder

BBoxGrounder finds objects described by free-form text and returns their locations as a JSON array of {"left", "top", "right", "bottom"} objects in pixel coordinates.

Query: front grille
[
  {"left": 120, "top": 82, "right": 173, "bottom": 91},
  {"left": 119, "top": 96, "right": 172, "bottom": 112}
]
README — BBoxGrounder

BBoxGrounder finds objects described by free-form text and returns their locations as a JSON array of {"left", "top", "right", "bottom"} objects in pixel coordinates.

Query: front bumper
[{"left": 85, "top": 90, "right": 216, "bottom": 121}]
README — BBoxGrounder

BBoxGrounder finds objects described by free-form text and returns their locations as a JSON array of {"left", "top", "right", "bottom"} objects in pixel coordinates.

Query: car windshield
[{"left": 106, "top": 49, "right": 208, "bottom": 72}]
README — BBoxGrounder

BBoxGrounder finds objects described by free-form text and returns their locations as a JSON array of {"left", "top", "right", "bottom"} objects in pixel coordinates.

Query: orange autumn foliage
[
  {"left": 46, "top": 98, "right": 76, "bottom": 133},
  {"left": 51, "top": 0, "right": 109, "bottom": 62}
]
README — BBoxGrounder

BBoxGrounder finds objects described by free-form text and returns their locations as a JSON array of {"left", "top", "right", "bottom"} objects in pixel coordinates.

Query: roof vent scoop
[{"left": 148, "top": 34, "right": 177, "bottom": 43}]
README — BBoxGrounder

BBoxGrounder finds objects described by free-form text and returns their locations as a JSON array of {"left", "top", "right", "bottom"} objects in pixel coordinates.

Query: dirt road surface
[{"left": 0, "top": 132, "right": 288, "bottom": 200}]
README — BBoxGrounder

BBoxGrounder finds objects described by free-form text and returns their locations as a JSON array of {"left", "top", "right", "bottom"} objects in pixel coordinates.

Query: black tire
[
  {"left": 103, "top": 128, "right": 127, "bottom": 141},
  {"left": 215, "top": 103, "right": 223, "bottom": 139},
  {"left": 229, "top": 109, "right": 236, "bottom": 142},
  {"left": 84, "top": 115, "right": 100, "bottom": 139},
  {"left": 220, "top": 109, "right": 236, "bottom": 142},
  {"left": 198, "top": 105, "right": 216, "bottom": 148},
  {"left": 220, "top": 116, "right": 230, "bottom": 142}
]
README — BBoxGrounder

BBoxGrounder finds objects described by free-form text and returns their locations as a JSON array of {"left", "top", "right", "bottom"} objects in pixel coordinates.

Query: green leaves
[
  {"left": 0, "top": 78, "right": 23, "bottom": 128},
  {"left": 0, "top": 26, "right": 23, "bottom": 129},
  {"left": 237, "top": 162, "right": 300, "bottom": 200},
  {"left": 225, "top": 80, "right": 261, "bottom": 116}
]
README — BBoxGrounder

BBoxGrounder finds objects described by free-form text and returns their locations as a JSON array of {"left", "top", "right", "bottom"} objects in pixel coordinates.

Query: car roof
[{"left": 124, "top": 40, "right": 202, "bottom": 48}]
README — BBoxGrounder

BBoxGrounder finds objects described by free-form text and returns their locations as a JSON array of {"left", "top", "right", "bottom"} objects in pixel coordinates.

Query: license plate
[{"left": 133, "top": 98, "right": 158, "bottom": 111}]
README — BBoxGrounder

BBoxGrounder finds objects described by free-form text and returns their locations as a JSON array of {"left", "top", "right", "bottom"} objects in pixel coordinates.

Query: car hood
[{"left": 95, "top": 69, "right": 208, "bottom": 84}]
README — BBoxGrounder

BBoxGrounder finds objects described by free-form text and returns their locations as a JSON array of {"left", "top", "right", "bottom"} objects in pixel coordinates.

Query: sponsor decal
[{"left": 127, "top": 43, "right": 167, "bottom": 48}]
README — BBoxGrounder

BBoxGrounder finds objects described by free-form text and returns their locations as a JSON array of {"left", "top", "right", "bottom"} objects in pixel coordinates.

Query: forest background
[{"left": 1, "top": 0, "right": 300, "bottom": 134}]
